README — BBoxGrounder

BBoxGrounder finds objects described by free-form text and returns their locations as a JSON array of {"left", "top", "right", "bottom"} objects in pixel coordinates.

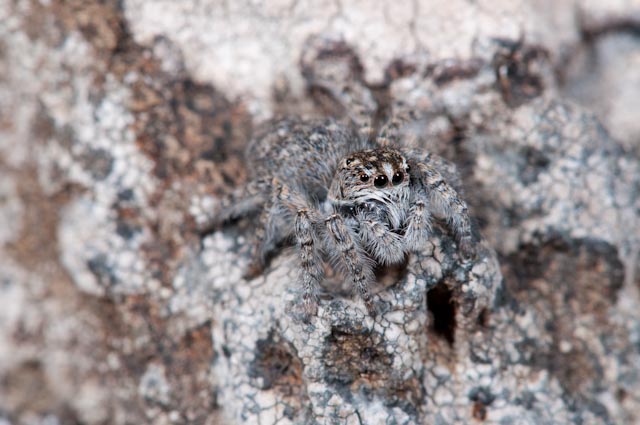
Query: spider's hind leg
[
  {"left": 197, "top": 179, "right": 270, "bottom": 236},
  {"left": 244, "top": 179, "right": 291, "bottom": 278}
]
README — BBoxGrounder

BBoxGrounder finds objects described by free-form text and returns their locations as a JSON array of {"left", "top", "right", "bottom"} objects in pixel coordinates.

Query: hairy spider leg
[
  {"left": 198, "top": 179, "right": 270, "bottom": 236},
  {"left": 409, "top": 158, "right": 475, "bottom": 259},
  {"left": 325, "top": 214, "right": 376, "bottom": 314}
]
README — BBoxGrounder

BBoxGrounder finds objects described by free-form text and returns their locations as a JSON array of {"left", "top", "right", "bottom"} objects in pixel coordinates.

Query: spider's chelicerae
[{"left": 203, "top": 118, "right": 475, "bottom": 317}]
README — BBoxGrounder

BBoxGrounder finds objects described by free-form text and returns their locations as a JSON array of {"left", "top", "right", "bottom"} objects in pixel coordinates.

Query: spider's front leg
[
  {"left": 409, "top": 159, "right": 475, "bottom": 259},
  {"left": 357, "top": 207, "right": 406, "bottom": 266},
  {"left": 324, "top": 214, "right": 377, "bottom": 314}
]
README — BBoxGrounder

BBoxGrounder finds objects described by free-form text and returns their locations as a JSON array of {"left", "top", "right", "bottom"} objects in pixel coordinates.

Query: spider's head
[{"left": 328, "top": 148, "right": 410, "bottom": 207}]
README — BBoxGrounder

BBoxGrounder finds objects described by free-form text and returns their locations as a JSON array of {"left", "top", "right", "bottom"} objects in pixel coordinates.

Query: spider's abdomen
[{"left": 246, "top": 119, "right": 367, "bottom": 203}]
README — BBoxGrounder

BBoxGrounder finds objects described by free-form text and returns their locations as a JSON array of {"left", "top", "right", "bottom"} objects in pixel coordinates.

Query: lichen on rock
[{"left": 1, "top": 1, "right": 640, "bottom": 424}]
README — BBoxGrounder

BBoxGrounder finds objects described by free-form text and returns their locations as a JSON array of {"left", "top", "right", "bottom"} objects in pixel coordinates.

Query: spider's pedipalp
[
  {"left": 404, "top": 199, "right": 432, "bottom": 251},
  {"left": 358, "top": 212, "right": 406, "bottom": 265}
]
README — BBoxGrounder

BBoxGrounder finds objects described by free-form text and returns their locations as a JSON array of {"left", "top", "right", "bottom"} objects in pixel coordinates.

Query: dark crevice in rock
[
  {"left": 426, "top": 282, "right": 456, "bottom": 347},
  {"left": 475, "top": 307, "right": 490, "bottom": 328}
]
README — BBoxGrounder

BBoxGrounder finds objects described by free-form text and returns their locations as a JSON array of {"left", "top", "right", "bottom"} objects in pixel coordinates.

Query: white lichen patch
[
  {"left": 2, "top": 23, "right": 162, "bottom": 296},
  {"left": 58, "top": 197, "right": 156, "bottom": 296},
  {"left": 0, "top": 257, "right": 113, "bottom": 424}
]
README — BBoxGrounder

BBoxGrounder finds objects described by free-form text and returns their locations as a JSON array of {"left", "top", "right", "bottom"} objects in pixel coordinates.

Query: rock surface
[{"left": 1, "top": 1, "right": 639, "bottom": 424}]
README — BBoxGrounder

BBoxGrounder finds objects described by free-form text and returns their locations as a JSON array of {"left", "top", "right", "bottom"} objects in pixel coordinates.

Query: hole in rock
[{"left": 426, "top": 282, "right": 456, "bottom": 346}]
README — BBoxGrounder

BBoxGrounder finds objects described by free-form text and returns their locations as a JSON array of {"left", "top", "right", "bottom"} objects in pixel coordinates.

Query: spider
[{"left": 200, "top": 118, "right": 475, "bottom": 318}]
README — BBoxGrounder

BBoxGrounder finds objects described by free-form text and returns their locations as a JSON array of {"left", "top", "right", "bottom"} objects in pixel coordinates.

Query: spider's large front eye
[
  {"left": 374, "top": 174, "right": 388, "bottom": 188},
  {"left": 360, "top": 174, "right": 370, "bottom": 182},
  {"left": 392, "top": 171, "right": 404, "bottom": 185}
]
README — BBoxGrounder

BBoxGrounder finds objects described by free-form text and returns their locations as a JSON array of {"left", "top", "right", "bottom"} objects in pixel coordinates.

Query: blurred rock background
[{"left": 1, "top": 1, "right": 639, "bottom": 424}]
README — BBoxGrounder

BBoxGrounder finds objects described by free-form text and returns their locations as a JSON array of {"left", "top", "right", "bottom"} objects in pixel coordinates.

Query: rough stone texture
[{"left": 1, "top": 1, "right": 640, "bottom": 424}]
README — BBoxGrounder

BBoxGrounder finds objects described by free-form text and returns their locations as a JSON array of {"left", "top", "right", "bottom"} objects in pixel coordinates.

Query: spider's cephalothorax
[
  {"left": 201, "top": 118, "right": 475, "bottom": 318},
  {"left": 329, "top": 148, "right": 411, "bottom": 230}
]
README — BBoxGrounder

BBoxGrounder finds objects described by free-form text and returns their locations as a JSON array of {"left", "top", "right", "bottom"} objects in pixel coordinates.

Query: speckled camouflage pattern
[{"left": 203, "top": 117, "right": 475, "bottom": 317}]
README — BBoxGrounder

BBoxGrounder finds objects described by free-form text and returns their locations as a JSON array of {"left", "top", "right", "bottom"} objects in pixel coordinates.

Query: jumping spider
[{"left": 201, "top": 118, "right": 475, "bottom": 318}]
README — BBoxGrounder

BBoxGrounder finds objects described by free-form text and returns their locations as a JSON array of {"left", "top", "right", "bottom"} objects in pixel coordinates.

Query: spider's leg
[
  {"left": 357, "top": 211, "right": 406, "bottom": 265},
  {"left": 244, "top": 183, "right": 278, "bottom": 278},
  {"left": 376, "top": 110, "right": 419, "bottom": 147},
  {"left": 275, "top": 184, "right": 325, "bottom": 318},
  {"left": 198, "top": 179, "right": 270, "bottom": 236},
  {"left": 324, "top": 214, "right": 376, "bottom": 314},
  {"left": 295, "top": 209, "right": 323, "bottom": 317},
  {"left": 300, "top": 36, "right": 376, "bottom": 138},
  {"left": 409, "top": 159, "right": 475, "bottom": 259},
  {"left": 245, "top": 177, "right": 304, "bottom": 277},
  {"left": 403, "top": 199, "right": 433, "bottom": 251}
]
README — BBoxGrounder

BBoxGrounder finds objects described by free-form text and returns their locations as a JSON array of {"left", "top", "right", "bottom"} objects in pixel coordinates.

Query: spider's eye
[
  {"left": 374, "top": 174, "right": 388, "bottom": 188},
  {"left": 392, "top": 171, "right": 404, "bottom": 185},
  {"left": 346, "top": 158, "right": 353, "bottom": 165},
  {"left": 360, "top": 174, "right": 370, "bottom": 182}
]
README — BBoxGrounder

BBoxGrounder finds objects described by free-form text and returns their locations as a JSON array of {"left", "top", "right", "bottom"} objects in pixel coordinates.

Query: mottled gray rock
[{"left": 1, "top": 1, "right": 640, "bottom": 424}]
